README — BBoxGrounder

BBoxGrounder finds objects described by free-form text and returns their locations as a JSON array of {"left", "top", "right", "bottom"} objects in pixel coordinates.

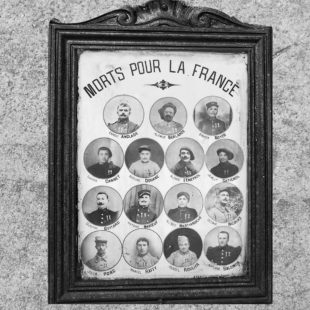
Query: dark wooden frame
[{"left": 48, "top": 0, "right": 272, "bottom": 304}]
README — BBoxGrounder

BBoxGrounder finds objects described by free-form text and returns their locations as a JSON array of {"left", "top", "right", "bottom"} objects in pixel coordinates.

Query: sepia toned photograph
[
  {"left": 123, "top": 229, "right": 162, "bottom": 269},
  {"left": 149, "top": 97, "right": 187, "bottom": 135},
  {"left": 83, "top": 137, "right": 124, "bottom": 179}
]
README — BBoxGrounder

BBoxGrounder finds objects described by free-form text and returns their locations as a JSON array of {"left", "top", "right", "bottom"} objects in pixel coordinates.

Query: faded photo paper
[{"left": 77, "top": 50, "right": 248, "bottom": 279}]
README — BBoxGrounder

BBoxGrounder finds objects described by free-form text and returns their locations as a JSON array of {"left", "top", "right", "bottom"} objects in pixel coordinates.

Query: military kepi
[
  {"left": 180, "top": 147, "right": 195, "bottom": 160},
  {"left": 216, "top": 148, "right": 234, "bottom": 160},
  {"left": 138, "top": 189, "right": 151, "bottom": 198},
  {"left": 177, "top": 191, "right": 190, "bottom": 201},
  {"left": 206, "top": 101, "right": 219, "bottom": 109},
  {"left": 138, "top": 145, "right": 151, "bottom": 153},
  {"left": 95, "top": 236, "right": 107, "bottom": 243}
]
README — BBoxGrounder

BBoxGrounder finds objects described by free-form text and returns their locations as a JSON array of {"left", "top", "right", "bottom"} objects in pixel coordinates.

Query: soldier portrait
[
  {"left": 103, "top": 95, "right": 144, "bottom": 134},
  {"left": 164, "top": 228, "right": 202, "bottom": 268},
  {"left": 166, "top": 138, "right": 204, "bottom": 178},
  {"left": 150, "top": 97, "right": 187, "bottom": 135},
  {"left": 164, "top": 183, "right": 202, "bottom": 224},
  {"left": 123, "top": 229, "right": 162, "bottom": 269},
  {"left": 123, "top": 185, "right": 164, "bottom": 225},
  {"left": 82, "top": 186, "right": 122, "bottom": 226},
  {"left": 194, "top": 96, "right": 232, "bottom": 136},
  {"left": 84, "top": 138, "right": 124, "bottom": 179},
  {"left": 205, "top": 183, "right": 243, "bottom": 223},
  {"left": 206, "top": 139, "right": 244, "bottom": 179},
  {"left": 81, "top": 231, "right": 122, "bottom": 272},
  {"left": 125, "top": 139, "right": 164, "bottom": 178},
  {"left": 205, "top": 227, "right": 242, "bottom": 266}
]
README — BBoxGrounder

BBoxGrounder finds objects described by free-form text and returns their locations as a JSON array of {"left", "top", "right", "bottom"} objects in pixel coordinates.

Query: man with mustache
[
  {"left": 85, "top": 192, "right": 118, "bottom": 226},
  {"left": 127, "top": 189, "right": 157, "bottom": 224},
  {"left": 172, "top": 147, "right": 198, "bottom": 177},
  {"left": 210, "top": 148, "right": 239, "bottom": 178},
  {"left": 108, "top": 102, "right": 139, "bottom": 134},
  {"left": 153, "top": 102, "right": 183, "bottom": 135},
  {"left": 86, "top": 236, "right": 111, "bottom": 271}
]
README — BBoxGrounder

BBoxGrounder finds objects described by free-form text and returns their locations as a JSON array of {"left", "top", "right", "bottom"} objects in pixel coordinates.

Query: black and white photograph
[
  {"left": 103, "top": 94, "right": 144, "bottom": 134},
  {"left": 193, "top": 96, "right": 232, "bottom": 136},
  {"left": 82, "top": 186, "right": 122, "bottom": 226},
  {"left": 164, "top": 184, "right": 202, "bottom": 224},
  {"left": 149, "top": 97, "right": 187, "bottom": 135},
  {"left": 205, "top": 183, "right": 243, "bottom": 223},
  {"left": 83, "top": 137, "right": 124, "bottom": 179},
  {"left": 123, "top": 229, "right": 162, "bottom": 270}
]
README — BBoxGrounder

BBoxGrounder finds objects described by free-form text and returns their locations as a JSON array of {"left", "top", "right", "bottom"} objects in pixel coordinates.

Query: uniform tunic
[
  {"left": 86, "top": 208, "right": 118, "bottom": 226},
  {"left": 86, "top": 254, "right": 111, "bottom": 271},
  {"left": 208, "top": 206, "right": 236, "bottom": 223},
  {"left": 153, "top": 120, "right": 183, "bottom": 135},
  {"left": 127, "top": 205, "right": 157, "bottom": 224},
  {"left": 210, "top": 162, "right": 239, "bottom": 178},
  {"left": 172, "top": 160, "right": 198, "bottom": 177},
  {"left": 87, "top": 162, "right": 120, "bottom": 179},
  {"left": 167, "top": 250, "right": 197, "bottom": 267},
  {"left": 198, "top": 116, "right": 226, "bottom": 136},
  {"left": 108, "top": 120, "right": 139, "bottom": 134},
  {"left": 168, "top": 206, "right": 198, "bottom": 223},
  {"left": 206, "top": 245, "right": 241, "bottom": 265},
  {"left": 130, "top": 252, "right": 159, "bottom": 269},
  {"left": 129, "top": 160, "right": 160, "bottom": 178}
]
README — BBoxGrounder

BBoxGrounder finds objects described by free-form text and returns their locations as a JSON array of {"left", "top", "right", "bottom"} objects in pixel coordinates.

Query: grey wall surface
[{"left": 0, "top": 0, "right": 309, "bottom": 309}]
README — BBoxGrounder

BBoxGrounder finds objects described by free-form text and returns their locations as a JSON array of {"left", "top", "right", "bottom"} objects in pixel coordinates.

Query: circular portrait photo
[
  {"left": 150, "top": 97, "right": 187, "bottom": 135},
  {"left": 164, "top": 228, "right": 202, "bottom": 268},
  {"left": 81, "top": 230, "right": 122, "bottom": 271},
  {"left": 125, "top": 138, "right": 164, "bottom": 179},
  {"left": 204, "top": 226, "right": 242, "bottom": 266},
  {"left": 123, "top": 184, "right": 164, "bottom": 225},
  {"left": 164, "top": 184, "right": 203, "bottom": 224},
  {"left": 205, "top": 183, "right": 244, "bottom": 223},
  {"left": 84, "top": 137, "right": 124, "bottom": 179},
  {"left": 123, "top": 229, "right": 162, "bottom": 269},
  {"left": 166, "top": 138, "right": 204, "bottom": 178},
  {"left": 206, "top": 139, "right": 244, "bottom": 179},
  {"left": 193, "top": 96, "right": 232, "bottom": 136},
  {"left": 103, "top": 95, "right": 144, "bottom": 135},
  {"left": 82, "top": 186, "right": 122, "bottom": 226}
]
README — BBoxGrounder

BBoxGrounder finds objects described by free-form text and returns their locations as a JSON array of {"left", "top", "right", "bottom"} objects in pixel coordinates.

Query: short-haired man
[
  {"left": 129, "top": 145, "right": 160, "bottom": 178},
  {"left": 167, "top": 191, "right": 198, "bottom": 223},
  {"left": 210, "top": 148, "right": 239, "bottom": 178},
  {"left": 206, "top": 231, "right": 241, "bottom": 265},
  {"left": 108, "top": 103, "right": 139, "bottom": 134},
  {"left": 87, "top": 146, "right": 120, "bottom": 179},
  {"left": 86, "top": 236, "right": 111, "bottom": 271},
  {"left": 85, "top": 192, "right": 118, "bottom": 226},
  {"left": 172, "top": 147, "right": 198, "bottom": 177},
  {"left": 130, "top": 237, "right": 159, "bottom": 269}
]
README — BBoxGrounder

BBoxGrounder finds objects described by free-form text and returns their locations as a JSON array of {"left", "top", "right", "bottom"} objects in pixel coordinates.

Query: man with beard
[
  {"left": 108, "top": 103, "right": 139, "bottom": 134},
  {"left": 129, "top": 145, "right": 160, "bottom": 178},
  {"left": 153, "top": 102, "right": 183, "bottom": 135},
  {"left": 87, "top": 146, "right": 121, "bottom": 179},
  {"left": 172, "top": 147, "right": 198, "bottom": 177},
  {"left": 167, "top": 191, "right": 198, "bottom": 223},
  {"left": 206, "top": 231, "right": 241, "bottom": 265},
  {"left": 127, "top": 189, "right": 157, "bottom": 224},
  {"left": 85, "top": 192, "right": 118, "bottom": 226},
  {"left": 210, "top": 148, "right": 239, "bottom": 178},
  {"left": 86, "top": 236, "right": 111, "bottom": 271},
  {"left": 197, "top": 101, "right": 226, "bottom": 135},
  {"left": 167, "top": 235, "right": 197, "bottom": 267},
  {"left": 130, "top": 237, "right": 159, "bottom": 269},
  {"left": 208, "top": 188, "right": 237, "bottom": 223}
]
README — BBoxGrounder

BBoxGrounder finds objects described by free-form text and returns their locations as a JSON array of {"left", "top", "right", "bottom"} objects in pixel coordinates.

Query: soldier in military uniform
[
  {"left": 108, "top": 102, "right": 139, "bottom": 134},
  {"left": 210, "top": 148, "right": 239, "bottom": 178},
  {"left": 87, "top": 146, "right": 121, "bottom": 179},
  {"left": 167, "top": 235, "right": 198, "bottom": 267},
  {"left": 172, "top": 147, "right": 198, "bottom": 177},
  {"left": 126, "top": 189, "right": 157, "bottom": 224},
  {"left": 206, "top": 231, "right": 241, "bottom": 266},
  {"left": 197, "top": 101, "right": 226, "bottom": 135},
  {"left": 153, "top": 102, "right": 183, "bottom": 135},
  {"left": 129, "top": 145, "right": 160, "bottom": 178},
  {"left": 85, "top": 192, "right": 118, "bottom": 226},
  {"left": 129, "top": 237, "right": 159, "bottom": 269},
  {"left": 86, "top": 236, "right": 111, "bottom": 271},
  {"left": 168, "top": 191, "right": 198, "bottom": 223}
]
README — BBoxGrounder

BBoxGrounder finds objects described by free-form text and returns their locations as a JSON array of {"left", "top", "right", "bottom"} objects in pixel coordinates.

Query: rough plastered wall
[{"left": 0, "top": 0, "right": 309, "bottom": 309}]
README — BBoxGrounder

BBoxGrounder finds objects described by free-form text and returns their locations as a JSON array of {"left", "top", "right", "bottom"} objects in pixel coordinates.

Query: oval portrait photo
[
  {"left": 103, "top": 94, "right": 144, "bottom": 135},
  {"left": 125, "top": 138, "right": 164, "bottom": 179},
  {"left": 149, "top": 97, "right": 187, "bottom": 136},
  {"left": 206, "top": 139, "right": 244, "bottom": 179},
  {"left": 123, "top": 229, "right": 162, "bottom": 270},
  {"left": 82, "top": 186, "right": 122, "bottom": 226},
  {"left": 81, "top": 230, "right": 122, "bottom": 272},
  {"left": 164, "top": 183, "right": 203, "bottom": 224},
  {"left": 193, "top": 96, "right": 232, "bottom": 136},
  {"left": 83, "top": 137, "right": 124, "bottom": 179}
]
